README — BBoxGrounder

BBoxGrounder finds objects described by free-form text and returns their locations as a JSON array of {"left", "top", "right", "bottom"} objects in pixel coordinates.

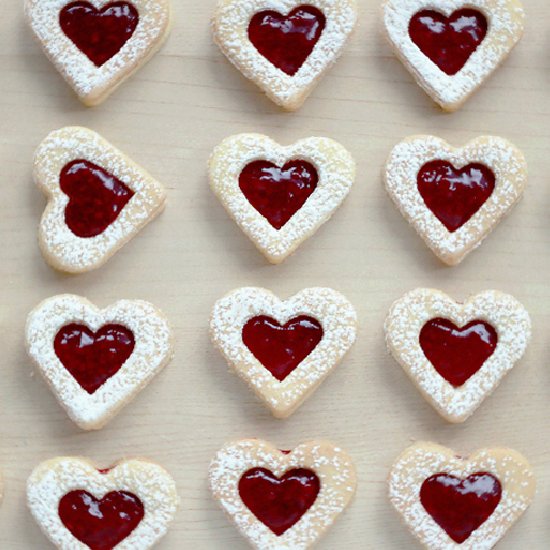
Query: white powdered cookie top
[
  {"left": 26, "top": 294, "right": 173, "bottom": 430},
  {"left": 382, "top": 0, "right": 524, "bottom": 108},
  {"left": 210, "top": 287, "right": 357, "bottom": 415},
  {"left": 209, "top": 439, "right": 356, "bottom": 549},
  {"left": 25, "top": 0, "right": 170, "bottom": 97},
  {"left": 385, "top": 288, "right": 531, "bottom": 422},
  {"left": 389, "top": 443, "right": 535, "bottom": 550},
  {"left": 212, "top": 0, "right": 357, "bottom": 108},
  {"left": 384, "top": 135, "right": 527, "bottom": 265},
  {"left": 35, "top": 127, "right": 166, "bottom": 273},
  {"left": 209, "top": 133, "right": 355, "bottom": 263},
  {"left": 27, "top": 457, "right": 179, "bottom": 550}
]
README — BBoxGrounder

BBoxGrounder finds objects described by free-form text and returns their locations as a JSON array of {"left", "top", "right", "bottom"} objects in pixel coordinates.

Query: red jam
[
  {"left": 60, "top": 160, "right": 135, "bottom": 238},
  {"left": 239, "top": 468, "right": 320, "bottom": 536},
  {"left": 58, "top": 490, "right": 144, "bottom": 550},
  {"left": 420, "top": 472, "right": 502, "bottom": 543},
  {"left": 59, "top": 1, "right": 139, "bottom": 67},
  {"left": 242, "top": 316, "right": 323, "bottom": 381},
  {"left": 239, "top": 160, "right": 318, "bottom": 230},
  {"left": 417, "top": 160, "right": 495, "bottom": 232},
  {"left": 54, "top": 324, "right": 135, "bottom": 394},
  {"left": 419, "top": 318, "right": 498, "bottom": 387},
  {"left": 248, "top": 7, "right": 326, "bottom": 75},
  {"left": 409, "top": 10, "right": 487, "bottom": 75}
]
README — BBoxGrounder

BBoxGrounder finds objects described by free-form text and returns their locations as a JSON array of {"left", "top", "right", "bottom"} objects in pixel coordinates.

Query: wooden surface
[{"left": 1, "top": 1, "right": 549, "bottom": 548}]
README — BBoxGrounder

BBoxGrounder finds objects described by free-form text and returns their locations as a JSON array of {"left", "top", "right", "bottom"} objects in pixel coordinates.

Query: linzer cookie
[
  {"left": 209, "top": 439, "right": 356, "bottom": 549},
  {"left": 26, "top": 294, "right": 173, "bottom": 430},
  {"left": 34, "top": 127, "right": 166, "bottom": 273},
  {"left": 385, "top": 288, "right": 531, "bottom": 423},
  {"left": 384, "top": 135, "right": 527, "bottom": 265},
  {"left": 27, "top": 457, "right": 178, "bottom": 549},
  {"left": 209, "top": 134, "right": 355, "bottom": 263},
  {"left": 382, "top": 0, "right": 525, "bottom": 111},
  {"left": 25, "top": 0, "right": 172, "bottom": 106},
  {"left": 210, "top": 287, "right": 357, "bottom": 418},
  {"left": 389, "top": 442, "right": 535, "bottom": 549},
  {"left": 212, "top": 0, "right": 357, "bottom": 110}
]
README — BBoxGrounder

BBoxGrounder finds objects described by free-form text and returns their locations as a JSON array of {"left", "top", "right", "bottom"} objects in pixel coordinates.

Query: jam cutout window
[
  {"left": 248, "top": 6, "right": 326, "bottom": 75},
  {"left": 60, "top": 159, "right": 135, "bottom": 238},
  {"left": 58, "top": 488, "right": 144, "bottom": 550},
  {"left": 409, "top": 9, "right": 488, "bottom": 75},
  {"left": 239, "top": 160, "right": 319, "bottom": 230},
  {"left": 419, "top": 317, "right": 498, "bottom": 387},
  {"left": 420, "top": 471, "right": 502, "bottom": 543},
  {"left": 417, "top": 160, "right": 495, "bottom": 232},
  {"left": 242, "top": 315, "right": 324, "bottom": 381},
  {"left": 238, "top": 467, "right": 321, "bottom": 536},
  {"left": 59, "top": 1, "right": 140, "bottom": 67},
  {"left": 54, "top": 323, "right": 135, "bottom": 393}
]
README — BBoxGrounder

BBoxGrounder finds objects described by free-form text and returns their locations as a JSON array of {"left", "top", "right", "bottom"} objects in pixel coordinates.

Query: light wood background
[{"left": 1, "top": 1, "right": 549, "bottom": 548}]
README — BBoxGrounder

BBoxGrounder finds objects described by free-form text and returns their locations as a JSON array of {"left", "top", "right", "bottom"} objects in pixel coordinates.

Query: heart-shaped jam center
[
  {"left": 59, "top": 1, "right": 139, "bottom": 67},
  {"left": 417, "top": 160, "right": 495, "bottom": 232},
  {"left": 420, "top": 472, "right": 502, "bottom": 543},
  {"left": 54, "top": 324, "right": 135, "bottom": 394},
  {"left": 248, "top": 7, "right": 326, "bottom": 76},
  {"left": 419, "top": 318, "right": 498, "bottom": 387},
  {"left": 239, "top": 467, "right": 320, "bottom": 536},
  {"left": 409, "top": 9, "right": 487, "bottom": 75},
  {"left": 239, "top": 160, "right": 318, "bottom": 230},
  {"left": 60, "top": 159, "right": 135, "bottom": 238},
  {"left": 58, "top": 490, "right": 144, "bottom": 550},
  {"left": 242, "top": 316, "right": 323, "bottom": 381}
]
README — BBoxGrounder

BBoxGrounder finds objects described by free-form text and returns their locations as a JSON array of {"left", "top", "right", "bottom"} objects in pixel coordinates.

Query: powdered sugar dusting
[
  {"left": 385, "top": 288, "right": 531, "bottom": 422},
  {"left": 212, "top": 0, "right": 357, "bottom": 109},
  {"left": 388, "top": 442, "right": 535, "bottom": 549},
  {"left": 210, "top": 287, "right": 357, "bottom": 417},
  {"left": 27, "top": 457, "right": 179, "bottom": 549},
  {"left": 384, "top": 135, "right": 527, "bottom": 265},
  {"left": 382, "top": 0, "right": 525, "bottom": 110},
  {"left": 25, "top": 0, "right": 171, "bottom": 105},
  {"left": 209, "top": 133, "right": 355, "bottom": 263},
  {"left": 209, "top": 439, "right": 356, "bottom": 549},
  {"left": 26, "top": 294, "right": 174, "bottom": 430},
  {"left": 34, "top": 127, "right": 167, "bottom": 273}
]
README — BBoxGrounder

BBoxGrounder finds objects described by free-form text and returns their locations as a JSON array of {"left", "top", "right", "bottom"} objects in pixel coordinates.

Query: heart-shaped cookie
[
  {"left": 210, "top": 287, "right": 357, "bottom": 417},
  {"left": 389, "top": 442, "right": 535, "bottom": 549},
  {"left": 26, "top": 294, "right": 173, "bottom": 430},
  {"left": 209, "top": 134, "right": 355, "bottom": 263},
  {"left": 25, "top": 0, "right": 172, "bottom": 106},
  {"left": 212, "top": 0, "right": 357, "bottom": 110},
  {"left": 27, "top": 457, "right": 178, "bottom": 549},
  {"left": 385, "top": 288, "right": 531, "bottom": 422},
  {"left": 209, "top": 439, "right": 356, "bottom": 549},
  {"left": 34, "top": 126, "right": 167, "bottom": 273},
  {"left": 382, "top": 0, "right": 525, "bottom": 111},
  {"left": 384, "top": 135, "right": 527, "bottom": 265}
]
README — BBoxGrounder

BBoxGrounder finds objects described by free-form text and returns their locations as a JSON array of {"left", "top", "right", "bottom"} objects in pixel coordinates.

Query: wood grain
[{"left": 1, "top": 1, "right": 549, "bottom": 548}]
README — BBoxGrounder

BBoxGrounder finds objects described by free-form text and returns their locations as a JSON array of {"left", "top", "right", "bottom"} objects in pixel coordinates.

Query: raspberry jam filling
[
  {"left": 239, "top": 160, "right": 318, "bottom": 230},
  {"left": 409, "top": 9, "right": 488, "bottom": 75},
  {"left": 59, "top": 1, "right": 139, "bottom": 67},
  {"left": 242, "top": 315, "right": 323, "bottom": 381},
  {"left": 60, "top": 159, "right": 135, "bottom": 238},
  {"left": 417, "top": 160, "right": 495, "bottom": 232},
  {"left": 239, "top": 468, "right": 320, "bottom": 536},
  {"left": 419, "top": 318, "right": 498, "bottom": 387},
  {"left": 248, "top": 7, "right": 326, "bottom": 76},
  {"left": 420, "top": 472, "right": 502, "bottom": 543},
  {"left": 54, "top": 324, "right": 135, "bottom": 394},
  {"left": 58, "top": 490, "right": 144, "bottom": 550}
]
